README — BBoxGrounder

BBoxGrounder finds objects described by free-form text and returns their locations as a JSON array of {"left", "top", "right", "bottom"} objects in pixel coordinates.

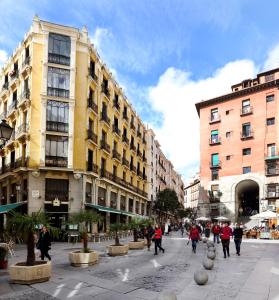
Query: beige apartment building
[
  {"left": 196, "top": 68, "right": 279, "bottom": 221},
  {"left": 184, "top": 173, "right": 200, "bottom": 212},
  {"left": 0, "top": 17, "right": 152, "bottom": 231}
]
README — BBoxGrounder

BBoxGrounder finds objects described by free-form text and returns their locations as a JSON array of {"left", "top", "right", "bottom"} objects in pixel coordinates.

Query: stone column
[
  {"left": 106, "top": 186, "right": 111, "bottom": 232},
  {"left": 138, "top": 200, "right": 142, "bottom": 215},
  {"left": 133, "top": 198, "right": 136, "bottom": 214},
  {"left": 116, "top": 190, "right": 121, "bottom": 223}
]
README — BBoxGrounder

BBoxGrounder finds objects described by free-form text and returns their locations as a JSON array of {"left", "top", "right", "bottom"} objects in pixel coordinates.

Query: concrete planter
[
  {"left": 9, "top": 261, "right": 51, "bottom": 284},
  {"left": 107, "top": 244, "right": 129, "bottom": 256},
  {"left": 138, "top": 239, "right": 148, "bottom": 246},
  {"left": 69, "top": 250, "right": 99, "bottom": 267},
  {"left": 128, "top": 240, "right": 145, "bottom": 250}
]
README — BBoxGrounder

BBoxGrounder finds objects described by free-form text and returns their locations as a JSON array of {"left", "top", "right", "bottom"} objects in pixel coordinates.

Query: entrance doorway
[{"left": 235, "top": 180, "right": 259, "bottom": 217}]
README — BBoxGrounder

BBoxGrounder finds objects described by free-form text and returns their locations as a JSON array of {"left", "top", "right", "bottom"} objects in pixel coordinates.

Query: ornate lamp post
[{"left": 0, "top": 120, "right": 13, "bottom": 141}]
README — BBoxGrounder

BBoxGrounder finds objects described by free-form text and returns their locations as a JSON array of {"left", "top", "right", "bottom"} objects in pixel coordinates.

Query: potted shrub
[
  {"left": 68, "top": 210, "right": 101, "bottom": 266},
  {"left": 128, "top": 218, "right": 145, "bottom": 249},
  {"left": 107, "top": 223, "right": 129, "bottom": 256},
  {"left": 0, "top": 246, "right": 8, "bottom": 269},
  {"left": 7, "top": 211, "right": 57, "bottom": 284}
]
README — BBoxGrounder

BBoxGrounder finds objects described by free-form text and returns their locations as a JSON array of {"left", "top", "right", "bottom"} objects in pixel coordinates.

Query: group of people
[
  {"left": 186, "top": 222, "right": 244, "bottom": 258},
  {"left": 143, "top": 224, "right": 165, "bottom": 255}
]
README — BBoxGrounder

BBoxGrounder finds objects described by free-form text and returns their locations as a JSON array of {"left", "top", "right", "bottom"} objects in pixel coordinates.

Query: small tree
[
  {"left": 7, "top": 211, "right": 57, "bottom": 266},
  {"left": 68, "top": 210, "right": 101, "bottom": 253},
  {"left": 129, "top": 218, "right": 146, "bottom": 242},
  {"left": 110, "top": 223, "right": 128, "bottom": 246}
]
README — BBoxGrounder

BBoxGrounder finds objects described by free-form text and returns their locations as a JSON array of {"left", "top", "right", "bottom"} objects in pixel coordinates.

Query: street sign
[{"left": 32, "top": 190, "right": 40, "bottom": 198}]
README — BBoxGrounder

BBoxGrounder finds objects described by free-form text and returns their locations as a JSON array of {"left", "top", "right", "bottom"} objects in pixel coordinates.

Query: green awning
[
  {"left": 85, "top": 204, "right": 134, "bottom": 217},
  {"left": 0, "top": 202, "right": 26, "bottom": 214}
]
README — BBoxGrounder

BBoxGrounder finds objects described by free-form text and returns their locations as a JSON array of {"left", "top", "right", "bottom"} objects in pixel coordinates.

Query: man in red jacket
[
  {"left": 189, "top": 224, "right": 201, "bottom": 253},
  {"left": 220, "top": 222, "right": 232, "bottom": 258},
  {"left": 212, "top": 222, "right": 221, "bottom": 244}
]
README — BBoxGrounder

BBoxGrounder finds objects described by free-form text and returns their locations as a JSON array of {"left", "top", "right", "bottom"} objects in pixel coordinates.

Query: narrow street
[{"left": 1, "top": 233, "right": 279, "bottom": 299}]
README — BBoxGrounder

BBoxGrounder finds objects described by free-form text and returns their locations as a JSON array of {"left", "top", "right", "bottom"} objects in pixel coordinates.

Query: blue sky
[{"left": 1, "top": 0, "right": 279, "bottom": 181}]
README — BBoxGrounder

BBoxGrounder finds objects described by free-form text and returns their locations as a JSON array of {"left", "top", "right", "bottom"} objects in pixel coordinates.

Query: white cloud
[
  {"left": 0, "top": 50, "right": 8, "bottom": 68},
  {"left": 90, "top": 27, "right": 112, "bottom": 50},
  {"left": 263, "top": 44, "right": 279, "bottom": 71},
  {"left": 147, "top": 59, "right": 259, "bottom": 180}
]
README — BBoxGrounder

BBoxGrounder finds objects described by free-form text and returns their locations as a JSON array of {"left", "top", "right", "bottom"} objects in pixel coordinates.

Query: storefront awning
[
  {"left": 85, "top": 204, "right": 135, "bottom": 217},
  {"left": 0, "top": 202, "right": 26, "bottom": 214}
]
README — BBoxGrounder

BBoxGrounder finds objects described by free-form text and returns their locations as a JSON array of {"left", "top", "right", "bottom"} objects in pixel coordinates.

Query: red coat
[
  {"left": 189, "top": 228, "right": 200, "bottom": 240},
  {"left": 220, "top": 226, "right": 232, "bottom": 240},
  {"left": 154, "top": 228, "right": 162, "bottom": 239},
  {"left": 212, "top": 225, "right": 221, "bottom": 234}
]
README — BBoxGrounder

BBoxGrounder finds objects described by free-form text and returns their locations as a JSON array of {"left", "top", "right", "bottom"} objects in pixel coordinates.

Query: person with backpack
[
  {"left": 189, "top": 224, "right": 201, "bottom": 253},
  {"left": 220, "top": 222, "right": 232, "bottom": 258},
  {"left": 233, "top": 223, "right": 243, "bottom": 256},
  {"left": 212, "top": 222, "right": 221, "bottom": 244}
]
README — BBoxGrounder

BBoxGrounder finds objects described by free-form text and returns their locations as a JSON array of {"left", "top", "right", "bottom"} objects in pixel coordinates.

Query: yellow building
[{"left": 0, "top": 17, "right": 150, "bottom": 231}]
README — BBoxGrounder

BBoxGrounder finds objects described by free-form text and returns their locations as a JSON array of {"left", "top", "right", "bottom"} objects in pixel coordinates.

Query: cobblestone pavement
[{"left": 0, "top": 234, "right": 279, "bottom": 299}]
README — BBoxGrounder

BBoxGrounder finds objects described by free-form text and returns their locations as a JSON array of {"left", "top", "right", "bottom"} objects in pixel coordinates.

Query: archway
[{"left": 235, "top": 180, "right": 259, "bottom": 217}]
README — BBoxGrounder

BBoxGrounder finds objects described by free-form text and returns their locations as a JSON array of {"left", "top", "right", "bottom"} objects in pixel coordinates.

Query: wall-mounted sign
[
  {"left": 53, "top": 198, "right": 61, "bottom": 207},
  {"left": 32, "top": 190, "right": 40, "bottom": 198}
]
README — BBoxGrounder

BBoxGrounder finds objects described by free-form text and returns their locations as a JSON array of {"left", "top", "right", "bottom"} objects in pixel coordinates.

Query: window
[
  {"left": 48, "top": 33, "right": 70, "bottom": 66},
  {"left": 265, "top": 74, "right": 274, "bottom": 82},
  {"left": 266, "top": 94, "right": 274, "bottom": 102},
  {"left": 226, "top": 110, "right": 230, "bottom": 115},
  {"left": 211, "top": 130, "right": 219, "bottom": 144},
  {"left": 242, "top": 123, "right": 251, "bottom": 137},
  {"left": 45, "top": 135, "right": 68, "bottom": 167},
  {"left": 211, "top": 153, "right": 219, "bottom": 167},
  {"left": 46, "top": 100, "right": 69, "bottom": 132},
  {"left": 267, "top": 144, "right": 276, "bottom": 157},
  {"left": 243, "top": 148, "right": 251, "bottom": 156},
  {"left": 242, "top": 99, "right": 251, "bottom": 114},
  {"left": 210, "top": 108, "right": 219, "bottom": 122},
  {"left": 267, "top": 118, "right": 275, "bottom": 126},
  {"left": 211, "top": 169, "right": 219, "bottom": 181},
  {"left": 243, "top": 166, "right": 251, "bottom": 174},
  {"left": 47, "top": 67, "right": 70, "bottom": 98},
  {"left": 226, "top": 131, "right": 232, "bottom": 138},
  {"left": 266, "top": 184, "right": 279, "bottom": 197},
  {"left": 226, "top": 155, "right": 231, "bottom": 160}
]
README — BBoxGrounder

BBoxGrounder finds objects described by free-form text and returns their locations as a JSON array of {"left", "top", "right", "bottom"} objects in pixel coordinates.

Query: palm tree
[
  {"left": 68, "top": 210, "right": 101, "bottom": 253},
  {"left": 110, "top": 223, "right": 128, "bottom": 246},
  {"left": 129, "top": 218, "right": 146, "bottom": 242},
  {"left": 7, "top": 211, "right": 57, "bottom": 266}
]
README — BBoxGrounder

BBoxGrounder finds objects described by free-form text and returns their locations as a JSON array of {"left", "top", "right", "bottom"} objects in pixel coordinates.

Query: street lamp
[{"left": 0, "top": 120, "right": 13, "bottom": 141}]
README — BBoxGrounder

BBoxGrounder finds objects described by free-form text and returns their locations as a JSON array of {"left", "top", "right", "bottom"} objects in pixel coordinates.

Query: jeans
[
  {"left": 191, "top": 239, "right": 198, "bottom": 253},
  {"left": 40, "top": 248, "right": 51, "bottom": 261},
  {"left": 234, "top": 238, "right": 242, "bottom": 254},
  {"left": 221, "top": 239, "right": 230, "bottom": 258},
  {"left": 154, "top": 239, "right": 164, "bottom": 254},
  {"left": 213, "top": 234, "right": 220, "bottom": 243}
]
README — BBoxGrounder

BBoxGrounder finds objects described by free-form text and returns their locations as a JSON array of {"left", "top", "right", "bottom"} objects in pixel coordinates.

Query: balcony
[
  {"left": 130, "top": 122, "right": 136, "bottom": 131},
  {"left": 7, "top": 101, "right": 17, "bottom": 118},
  {"left": 15, "top": 123, "right": 29, "bottom": 141},
  {"left": 101, "top": 83, "right": 110, "bottom": 99},
  {"left": 47, "top": 87, "right": 69, "bottom": 98},
  {"left": 137, "top": 170, "right": 143, "bottom": 178},
  {"left": 122, "top": 135, "right": 129, "bottom": 145},
  {"left": 142, "top": 137, "right": 146, "bottom": 144},
  {"left": 48, "top": 53, "right": 70, "bottom": 66},
  {"left": 112, "top": 125, "right": 121, "bottom": 136},
  {"left": 122, "top": 157, "right": 129, "bottom": 168},
  {"left": 100, "top": 169, "right": 115, "bottom": 181},
  {"left": 46, "top": 121, "right": 68, "bottom": 133},
  {"left": 88, "top": 68, "right": 98, "bottom": 83},
  {"left": 265, "top": 152, "right": 279, "bottom": 161},
  {"left": 143, "top": 174, "right": 147, "bottom": 181},
  {"left": 18, "top": 89, "right": 30, "bottom": 108},
  {"left": 5, "top": 131, "right": 15, "bottom": 148},
  {"left": 100, "top": 112, "right": 111, "bottom": 126},
  {"left": 9, "top": 70, "right": 19, "bottom": 88},
  {"left": 137, "top": 149, "right": 142, "bottom": 158},
  {"left": 209, "top": 161, "right": 222, "bottom": 169},
  {"left": 112, "top": 149, "right": 121, "bottom": 162},
  {"left": 87, "top": 129, "right": 98, "bottom": 144},
  {"left": 209, "top": 136, "right": 221, "bottom": 145},
  {"left": 21, "top": 56, "right": 31, "bottom": 75},
  {"left": 159, "top": 161, "right": 166, "bottom": 171},
  {"left": 0, "top": 82, "right": 9, "bottom": 98},
  {"left": 87, "top": 162, "right": 98, "bottom": 173},
  {"left": 137, "top": 130, "right": 142, "bottom": 138},
  {"left": 240, "top": 130, "right": 253, "bottom": 140},
  {"left": 143, "top": 156, "right": 147, "bottom": 163},
  {"left": 100, "top": 139, "right": 111, "bottom": 154},
  {"left": 240, "top": 106, "right": 253, "bottom": 116},
  {"left": 209, "top": 114, "right": 221, "bottom": 124},
  {"left": 45, "top": 190, "right": 68, "bottom": 202},
  {"left": 130, "top": 164, "right": 137, "bottom": 173},
  {"left": 14, "top": 157, "right": 28, "bottom": 169},
  {"left": 266, "top": 191, "right": 279, "bottom": 199},
  {"left": 130, "top": 143, "right": 136, "bottom": 152},
  {"left": 87, "top": 98, "right": 98, "bottom": 114},
  {"left": 122, "top": 112, "right": 128, "bottom": 122},
  {"left": 113, "top": 100, "right": 120, "bottom": 111},
  {"left": 45, "top": 156, "right": 68, "bottom": 167},
  {"left": 266, "top": 166, "right": 279, "bottom": 176}
]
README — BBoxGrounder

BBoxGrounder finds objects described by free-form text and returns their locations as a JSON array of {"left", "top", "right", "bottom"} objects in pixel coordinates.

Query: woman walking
[
  {"left": 189, "top": 224, "right": 201, "bottom": 253},
  {"left": 153, "top": 224, "right": 165, "bottom": 255},
  {"left": 233, "top": 223, "right": 243, "bottom": 256},
  {"left": 37, "top": 226, "right": 51, "bottom": 261},
  {"left": 220, "top": 222, "right": 232, "bottom": 258}
]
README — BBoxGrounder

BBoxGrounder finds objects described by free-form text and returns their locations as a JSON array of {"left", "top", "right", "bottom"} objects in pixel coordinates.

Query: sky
[{"left": 1, "top": 0, "right": 279, "bottom": 183}]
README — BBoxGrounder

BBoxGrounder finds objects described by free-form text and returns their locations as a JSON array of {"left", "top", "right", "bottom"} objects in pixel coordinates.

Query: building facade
[
  {"left": 184, "top": 173, "right": 200, "bottom": 211},
  {"left": 0, "top": 17, "right": 150, "bottom": 231},
  {"left": 146, "top": 129, "right": 185, "bottom": 207},
  {"left": 196, "top": 68, "right": 279, "bottom": 221}
]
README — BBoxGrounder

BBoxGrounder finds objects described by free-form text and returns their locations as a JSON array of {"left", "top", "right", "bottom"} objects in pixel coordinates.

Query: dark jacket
[
  {"left": 233, "top": 228, "right": 243, "bottom": 239},
  {"left": 146, "top": 226, "right": 154, "bottom": 238},
  {"left": 37, "top": 231, "right": 51, "bottom": 250}
]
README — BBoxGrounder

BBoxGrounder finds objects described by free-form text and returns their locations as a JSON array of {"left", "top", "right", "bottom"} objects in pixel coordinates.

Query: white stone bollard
[
  {"left": 157, "top": 291, "right": 177, "bottom": 300},
  {"left": 203, "top": 258, "right": 214, "bottom": 270},
  {"left": 194, "top": 270, "right": 208, "bottom": 285}
]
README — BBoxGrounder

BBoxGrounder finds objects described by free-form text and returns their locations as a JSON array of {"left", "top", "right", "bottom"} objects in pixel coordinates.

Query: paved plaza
[{"left": 0, "top": 233, "right": 279, "bottom": 300}]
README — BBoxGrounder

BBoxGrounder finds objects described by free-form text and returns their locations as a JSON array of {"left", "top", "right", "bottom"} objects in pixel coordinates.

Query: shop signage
[{"left": 32, "top": 190, "right": 40, "bottom": 198}]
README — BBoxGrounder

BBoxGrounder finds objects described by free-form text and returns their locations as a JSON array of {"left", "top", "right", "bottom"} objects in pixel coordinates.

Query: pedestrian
[
  {"left": 204, "top": 223, "right": 211, "bottom": 239},
  {"left": 189, "top": 224, "right": 201, "bottom": 253},
  {"left": 145, "top": 224, "right": 154, "bottom": 251},
  {"left": 37, "top": 226, "right": 51, "bottom": 261},
  {"left": 212, "top": 222, "right": 221, "bottom": 244},
  {"left": 233, "top": 223, "right": 243, "bottom": 256},
  {"left": 180, "top": 224, "right": 184, "bottom": 237},
  {"left": 153, "top": 224, "right": 165, "bottom": 255},
  {"left": 220, "top": 222, "right": 232, "bottom": 258}
]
